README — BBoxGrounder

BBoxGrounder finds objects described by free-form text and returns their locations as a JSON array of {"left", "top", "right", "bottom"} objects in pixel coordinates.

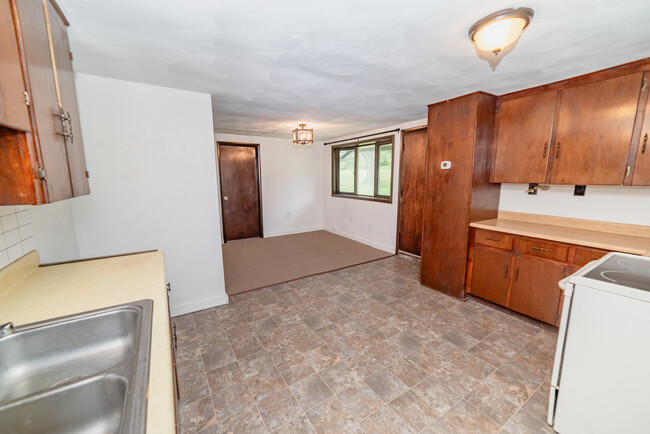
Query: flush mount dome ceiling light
[
  {"left": 469, "top": 7, "right": 534, "bottom": 55},
  {"left": 292, "top": 123, "right": 313, "bottom": 145}
]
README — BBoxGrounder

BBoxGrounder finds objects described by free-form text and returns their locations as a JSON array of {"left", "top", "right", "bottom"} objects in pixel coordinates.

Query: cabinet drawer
[
  {"left": 574, "top": 247, "right": 609, "bottom": 267},
  {"left": 518, "top": 238, "right": 569, "bottom": 262},
  {"left": 474, "top": 230, "right": 513, "bottom": 250}
]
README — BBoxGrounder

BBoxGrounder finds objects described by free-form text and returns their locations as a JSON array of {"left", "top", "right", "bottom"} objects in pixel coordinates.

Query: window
[{"left": 332, "top": 136, "right": 393, "bottom": 202}]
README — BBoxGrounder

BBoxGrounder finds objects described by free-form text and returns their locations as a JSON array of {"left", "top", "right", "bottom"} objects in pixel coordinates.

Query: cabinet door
[
  {"left": 0, "top": 0, "right": 31, "bottom": 131},
  {"left": 45, "top": 0, "right": 89, "bottom": 196},
  {"left": 468, "top": 246, "right": 512, "bottom": 306},
  {"left": 549, "top": 73, "right": 643, "bottom": 185},
  {"left": 631, "top": 74, "right": 650, "bottom": 185},
  {"left": 492, "top": 90, "right": 557, "bottom": 183},
  {"left": 15, "top": 0, "right": 72, "bottom": 202},
  {"left": 509, "top": 256, "right": 566, "bottom": 325}
]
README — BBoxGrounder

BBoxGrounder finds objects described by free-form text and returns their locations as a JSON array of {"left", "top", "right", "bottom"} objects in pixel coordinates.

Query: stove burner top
[{"left": 583, "top": 255, "right": 650, "bottom": 291}]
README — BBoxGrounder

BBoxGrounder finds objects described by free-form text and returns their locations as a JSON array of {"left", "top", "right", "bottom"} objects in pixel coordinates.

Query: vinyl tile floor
[{"left": 172, "top": 255, "right": 558, "bottom": 434}]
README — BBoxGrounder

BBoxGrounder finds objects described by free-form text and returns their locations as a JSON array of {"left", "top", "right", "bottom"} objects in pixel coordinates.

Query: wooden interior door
[
  {"left": 509, "top": 256, "right": 566, "bottom": 324},
  {"left": 492, "top": 90, "right": 557, "bottom": 183},
  {"left": 468, "top": 246, "right": 512, "bottom": 306},
  {"left": 218, "top": 143, "right": 262, "bottom": 242},
  {"left": 397, "top": 127, "right": 427, "bottom": 256},
  {"left": 632, "top": 74, "right": 650, "bottom": 185},
  {"left": 549, "top": 73, "right": 643, "bottom": 185},
  {"left": 46, "top": 0, "right": 89, "bottom": 197},
  {"left": 15, "top": 0, "right": 71, "bottom": 202}
]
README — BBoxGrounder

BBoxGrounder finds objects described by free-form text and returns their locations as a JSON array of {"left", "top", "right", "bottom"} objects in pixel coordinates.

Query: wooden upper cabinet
[
  {"left": 492, "top": 90, "right": 557, "bottom": 183},
  {"left": 16, "top": 0, "right": 72, "bottom": 202},
  {"left": 0, "top": 0, "right": 89, "bottom": 205},
  {"left": 46, "top": 0, "right": 89, "bottom": 196},
  {"left": 0, "top": 0, "right": 31, "bottom": 131},
  {"left": 549, "top": 73, "right": 644, "bottom": 185},
  {"left": 630, "top": 73, "right": 650, "bottom": 185}
]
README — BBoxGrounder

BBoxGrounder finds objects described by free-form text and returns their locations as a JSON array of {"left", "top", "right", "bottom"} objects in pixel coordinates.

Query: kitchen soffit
[{"left": 57, "top": 0, "right": 650, "bottom": 139}]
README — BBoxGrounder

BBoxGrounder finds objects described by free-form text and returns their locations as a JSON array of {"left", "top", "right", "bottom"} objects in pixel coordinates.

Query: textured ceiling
[{"left": 58, "top": 0, "right": 650, "bottom": 139}]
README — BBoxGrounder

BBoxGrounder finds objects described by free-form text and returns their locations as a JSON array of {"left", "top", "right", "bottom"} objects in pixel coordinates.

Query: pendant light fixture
[
  {"left": 292, "top": 124, "right": 313, "bottom": 145},
  {"left": 469, "top": 7, "right": 534, "bottom": 55}
]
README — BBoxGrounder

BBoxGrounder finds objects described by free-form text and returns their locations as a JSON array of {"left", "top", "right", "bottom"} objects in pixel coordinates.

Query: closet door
[{"left": 397, "top": 127, "right": 427, "bottom": 256}]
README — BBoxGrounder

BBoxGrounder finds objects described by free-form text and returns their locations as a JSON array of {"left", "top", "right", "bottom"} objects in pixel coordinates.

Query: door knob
[{"left": 223, "top": 196, "right": 229, "bottom": 201}]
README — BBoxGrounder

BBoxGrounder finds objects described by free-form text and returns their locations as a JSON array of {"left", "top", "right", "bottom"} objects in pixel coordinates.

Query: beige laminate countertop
[
  {"left": 470, "top": 218, "right": 650, "bottom": 256},
  {"left": 0, "top": 250, "right": 175, "bottom": 434}
]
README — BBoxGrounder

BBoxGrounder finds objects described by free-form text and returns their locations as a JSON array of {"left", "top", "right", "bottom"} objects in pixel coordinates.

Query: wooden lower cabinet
[
  {"left": 509, "top": 256, "right": 566, "bottom": 325},
  {"left": 467, "top": 228, "right": 613, "bottom": 326},
  {"left": 468, "top": 246, "right": 511, "bottom": 306}
]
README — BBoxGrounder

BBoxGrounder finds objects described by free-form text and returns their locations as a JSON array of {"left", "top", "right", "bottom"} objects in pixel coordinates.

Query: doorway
[
  {"left": 217, "top": 142, "right": 263, "bottom": 242},
  {"left": 396, "top": 126, "right": 428, "bottom": 256}
]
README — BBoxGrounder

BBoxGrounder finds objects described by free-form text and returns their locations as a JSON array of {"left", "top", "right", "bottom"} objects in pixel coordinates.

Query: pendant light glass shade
[
  {"left": 469, "top": 8, "right": 534, "bottom": 55},
  {"left": 292, "top": 124, "right": 313, "bottom": 145}
]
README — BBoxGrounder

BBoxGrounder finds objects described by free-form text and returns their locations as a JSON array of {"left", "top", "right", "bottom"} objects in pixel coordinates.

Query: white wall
[
  {"left": 499, "top": 184, "right": 650, "bottom": 226},
  {"left": 31, "top": 200, "right": 80, "bottom": 263},
  {"left": 71, "top": 74, "right": 226, "bottom": 316},
  {"left": 214, "top": 133, "right": 323, "bottom": 238},
  {"left": 322, "top": 118, "right": 427, "bottom": 253}
]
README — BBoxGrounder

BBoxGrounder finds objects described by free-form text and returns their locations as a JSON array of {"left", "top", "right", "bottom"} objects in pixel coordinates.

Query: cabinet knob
[
  {"left": 542, "top": 142, "right": 548, "bottom": 158},
  {"left": 224, "top": 196, "right": 229, "bottom": 201},
  {"left": 642, "top": 133, "right": 647, "bottom": 155},
  {"left": 555, "top": 142, "right": 561, "bottom": 159}
]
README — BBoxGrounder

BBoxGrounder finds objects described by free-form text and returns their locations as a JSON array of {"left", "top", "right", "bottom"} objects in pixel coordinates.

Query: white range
[{"left": 548, "top": 252, "right": 650, "bottom": 434}]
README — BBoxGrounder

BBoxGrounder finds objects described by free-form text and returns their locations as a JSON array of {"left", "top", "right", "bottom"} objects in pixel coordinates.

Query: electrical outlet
[{"left": 574, "top": 185, "right": 586, "bottom": 196}]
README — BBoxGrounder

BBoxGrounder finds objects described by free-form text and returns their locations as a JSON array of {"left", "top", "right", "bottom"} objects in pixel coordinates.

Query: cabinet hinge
[
  {"left": 495, "top": 108, "right": 501, "bottom": 115},
  {"left": 625, "top": 165, "right": 631, "bottom": 178},
  {"left": 85, "top": 170, "right": 90, "bottom": 178},
  {"left": 642, "top": 78, "right": 647, "bottom": 91},
  {"left": 37, "top": 167, "right": 47, "bottom": 181},
  {"left": 69, "top": 51, "right": 74, "bottom": 61},
  {"left": 24, "top": 91, "right": 30, "bottom": 106}
]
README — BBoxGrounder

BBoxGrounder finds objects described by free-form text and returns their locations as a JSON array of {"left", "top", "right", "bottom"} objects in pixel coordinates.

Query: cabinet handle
[
  {"left": 514, "top": 267, "right": 519, "bottom": 281},
  {"left": 555, "top": 142, "right": 560, "bottom": 158},
  {"left": 485, "top": 237, "right": 501, "bottom": 242},
  {"left": 504, "top": 265, "right": 509, "bottom": 278},
  {"left": 542, "top": 142, "right": 548, "bottom": 158},
  {"left": 532, "top": 246, "right": 553, "bottom": 252},
  {"left": 643, "top": 133, "right": 648, "bottom": 155},
  {"left": 66, "top": 112, "right": 74, "bottom": 144}
]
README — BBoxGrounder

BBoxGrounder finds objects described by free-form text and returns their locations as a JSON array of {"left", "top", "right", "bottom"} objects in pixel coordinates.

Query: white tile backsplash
[{"left": 0, "top": 205, "right": 34, "bottom": 268}]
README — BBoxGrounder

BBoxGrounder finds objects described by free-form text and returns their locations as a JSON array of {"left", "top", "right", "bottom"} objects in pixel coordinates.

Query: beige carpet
[{"left": 222, "top": 230, "right": 393, "bottom": 295}]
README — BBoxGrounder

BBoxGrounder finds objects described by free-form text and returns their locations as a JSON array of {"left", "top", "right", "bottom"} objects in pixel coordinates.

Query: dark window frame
[{"left": 331, "top": 136, "right": 394, "bottom": 203}]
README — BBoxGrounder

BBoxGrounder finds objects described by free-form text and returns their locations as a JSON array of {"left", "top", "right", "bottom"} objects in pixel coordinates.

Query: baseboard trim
[
  {"left": 170, "top": 293, "right": 228, "bottom": 317},
  {"left": 263, "top": 226, "right": 324, "bottom": 238},
  {"left": 323, "top": 227, "right": 394, "bottom": 253}
]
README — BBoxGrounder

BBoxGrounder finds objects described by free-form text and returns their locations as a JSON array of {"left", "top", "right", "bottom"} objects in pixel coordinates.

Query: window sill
[{"left": 332, "top": 193, "right": 392, "bottom": 204}]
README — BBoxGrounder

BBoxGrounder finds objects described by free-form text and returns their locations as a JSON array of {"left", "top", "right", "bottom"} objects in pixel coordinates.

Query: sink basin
[
  {"left": 0, "top": 300, "right": 153, "bottom": 433},
  {"left": 0, "top": 375, "right": 127, "bottom": 434}
]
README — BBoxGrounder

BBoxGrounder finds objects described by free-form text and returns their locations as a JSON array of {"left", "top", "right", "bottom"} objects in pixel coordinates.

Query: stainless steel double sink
[{"left": 0, "top": 299, "right": 153, "bottom": 433}]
